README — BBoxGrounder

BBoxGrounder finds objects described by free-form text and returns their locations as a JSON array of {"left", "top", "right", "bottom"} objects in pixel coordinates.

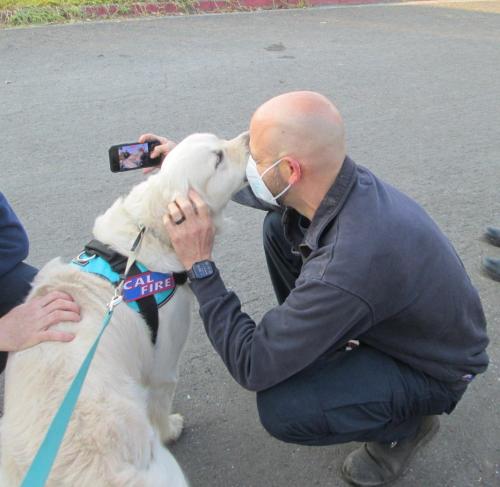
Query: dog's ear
[{"left": 237, "top": 130, "right": 250, "bottom": 146}]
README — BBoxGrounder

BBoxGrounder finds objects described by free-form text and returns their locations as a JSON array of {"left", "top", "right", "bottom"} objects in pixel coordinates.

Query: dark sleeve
[
  {"left": 0, "top": 192, "right": 29, "bottom": 277},
  {"left": 190, "top": 266, "right": 374, "bottom": 391}
]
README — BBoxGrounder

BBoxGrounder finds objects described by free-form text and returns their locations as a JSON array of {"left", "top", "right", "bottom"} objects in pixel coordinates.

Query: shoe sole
[
  {"left": 484, "top": 234, "right": 500, "bottom": 248},
  {"left": 341, "top": 416, "right": 441, "bottom": 487},
  {"left": 481, "top": 265, "right": 500, "bottom": 283}
]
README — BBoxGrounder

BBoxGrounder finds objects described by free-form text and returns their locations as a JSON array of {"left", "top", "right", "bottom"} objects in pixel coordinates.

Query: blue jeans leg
[{"left": 256, "top": 345, "right": 466, "bottom": 446}]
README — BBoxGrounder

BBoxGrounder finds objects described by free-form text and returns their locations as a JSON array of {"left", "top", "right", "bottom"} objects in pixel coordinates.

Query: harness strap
[
  {"left": 83, "top": 240, "right": 159, "bottom": 343},
  {"left": 173, "top": 271, "right": 188, "bottom": 285},
  {"left": 81, "top": 239, "right": 187, "bottom": 345},
  {"left": 128, "top": 262, "right": 159, "bottom": 343},
  {"left": 84, "top": 240, "right": 128, "bottom": 275},
  {"left": 84, "top": 239, "right": 188, "bottom": 284}
]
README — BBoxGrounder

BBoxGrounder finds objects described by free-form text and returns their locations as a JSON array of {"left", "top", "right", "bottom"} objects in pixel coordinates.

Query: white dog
[{"left": 0, "top": 132, "right": 249, "bottom": 486}]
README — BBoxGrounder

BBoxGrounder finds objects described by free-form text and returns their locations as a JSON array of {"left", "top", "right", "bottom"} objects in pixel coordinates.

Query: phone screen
[{"left": 109, "top": 141, "right": 160, "bottom": 173}]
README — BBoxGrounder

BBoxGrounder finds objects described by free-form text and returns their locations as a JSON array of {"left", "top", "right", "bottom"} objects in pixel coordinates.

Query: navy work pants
[
  {"left": 0, "top": 261, "right": 37, "bottom": 373},
  {"left": 257, "top": 211, "right": 466, "bottom": 445}
]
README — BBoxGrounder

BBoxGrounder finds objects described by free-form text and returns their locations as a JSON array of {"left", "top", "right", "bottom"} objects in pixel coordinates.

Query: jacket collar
[{"left": 283, "top": 156, "right": 357, "bottom": 258}]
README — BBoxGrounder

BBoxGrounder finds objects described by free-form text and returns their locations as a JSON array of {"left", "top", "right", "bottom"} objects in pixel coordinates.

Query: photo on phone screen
[{"left": 109, "top": 141, "right": 160, "bottom": 173}]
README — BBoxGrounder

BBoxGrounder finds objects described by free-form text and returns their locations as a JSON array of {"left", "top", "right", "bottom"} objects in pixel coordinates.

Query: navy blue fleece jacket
[
  {"left": 0, "top": 192, "right": 29, "bottom": 277},
  {"left": 189, "top": 157, "right": 489, "bottom": 391}
]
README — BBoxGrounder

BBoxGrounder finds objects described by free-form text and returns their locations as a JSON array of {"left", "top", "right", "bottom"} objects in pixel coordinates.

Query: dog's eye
[{"left": 214, "top": 150, "right": 224, "bottom": 169}]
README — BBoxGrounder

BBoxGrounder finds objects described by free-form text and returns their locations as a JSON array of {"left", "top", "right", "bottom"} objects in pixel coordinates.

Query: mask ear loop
[
  {"left": 273, "top": 180, "right": 292, "bottom": 202},
  {"left": 261, "top": 158, "right": 293, "bottom": 203},
  {"left": 260, "top": 157, "right": 283, "bottom": 179}
]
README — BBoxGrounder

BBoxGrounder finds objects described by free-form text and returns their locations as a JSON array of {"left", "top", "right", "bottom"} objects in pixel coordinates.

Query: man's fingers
[
  {"left": 167, "top": 201, "right": 184, "bottom": 223},
  {"left": 138, "top": 133, "right": 166, "bottom": 144},
  {"left": 163, "top": 214, "right": 185, "bottom": 247},
  {"left": 138, "top": 133, "right": 155, "bottom": 143},
  {"left": 138, "top": 136, "right": 176, "bottom": 177},
  {"left": 188, "top": 189, "right": 210, "bottom": 217},
  {"left": 175, "top": 196, "right": 196, "bottom": 219},
  {"left": 163, "top": 213, "right": 173, "bottom": 228},
  {"left": 165, "top": 192, "right": 211, "bottom": 231},
  {"left": 167, "top": 196, "right": 196, "bottom": 222},
  {"left": 39, "top": 330, "right": 76, "bottom": 344},
  {"left": 150, "top": 140, "right": 176, "bottom": 160},
  {"left": 149, "top": 148, "right": 161, "bottom": 159},
  {"left": 38, "top": 291, "right": 75, "bottom": 308},
  {"left": 44, "top": 298, "right": 80, "bottom": 317},
  {"left": 44, "top": 310, "right": 81, "bottom": 328},
  {"left": 163, "top": 214, "right": 178, "bottom": 237}
]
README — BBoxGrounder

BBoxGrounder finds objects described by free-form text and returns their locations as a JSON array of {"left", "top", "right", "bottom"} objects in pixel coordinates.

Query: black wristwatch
[{"left": 187, "top": 260, "right": 216, "bottom": 281}]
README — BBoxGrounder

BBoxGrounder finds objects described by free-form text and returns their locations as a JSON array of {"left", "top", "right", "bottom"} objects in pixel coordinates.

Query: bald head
[{"left": 249, "top": 91, "right": 346, "bottom": 174}]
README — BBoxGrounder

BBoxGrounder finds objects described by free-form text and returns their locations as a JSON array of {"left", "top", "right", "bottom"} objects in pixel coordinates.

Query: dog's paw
[{"left": 161, "top": 413, "right": 184, "bottom": 444}]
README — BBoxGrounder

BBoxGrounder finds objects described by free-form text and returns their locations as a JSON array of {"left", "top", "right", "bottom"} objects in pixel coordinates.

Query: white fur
[{"left": 0, "top": 132, "right": 249, "bottom": 486}]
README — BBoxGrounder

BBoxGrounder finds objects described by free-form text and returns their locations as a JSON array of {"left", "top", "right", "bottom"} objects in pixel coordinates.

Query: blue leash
[
  {"left": 20, "top": 227, "right": 146, "bottom": 486},
  {"left": 20, "top": 296, "right": 121, "bottom": 487}
]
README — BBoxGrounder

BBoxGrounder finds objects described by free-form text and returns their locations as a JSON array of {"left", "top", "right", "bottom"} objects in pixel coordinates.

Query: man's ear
[{"left": 286, "top": 158, "right": 302, "bottom": 185}]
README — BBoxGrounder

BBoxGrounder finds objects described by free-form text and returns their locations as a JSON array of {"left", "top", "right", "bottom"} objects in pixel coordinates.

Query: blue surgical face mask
[{"left": 246, "top": 155, "right": 292, "bottom": 207}]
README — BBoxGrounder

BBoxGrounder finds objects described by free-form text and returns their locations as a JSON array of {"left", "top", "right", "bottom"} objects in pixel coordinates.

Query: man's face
[{"left": 249, "top": 137, "right": 292, "bottom": 203}]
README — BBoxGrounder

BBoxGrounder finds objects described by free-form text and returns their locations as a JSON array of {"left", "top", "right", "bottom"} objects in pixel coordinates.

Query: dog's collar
[{"left": 70, "top": 238, "right": 187, "bottom": 344}]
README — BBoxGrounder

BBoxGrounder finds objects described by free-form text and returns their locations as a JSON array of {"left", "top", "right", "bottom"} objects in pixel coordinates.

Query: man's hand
[
  {"left": 0, "top": 291, "right": 80, "bottom": 352},
  {"left": 163, "top": 189, "right": 215, "bottom": 270},
  {"left": 138, "top": 133, "right": 177, "bottom": 174}
]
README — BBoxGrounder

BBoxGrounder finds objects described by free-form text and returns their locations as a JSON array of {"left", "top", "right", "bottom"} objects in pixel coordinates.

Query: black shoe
[
  {"left": 485, "top": 226, "right": 500, "bottom": 247},
  {"left": 482, "top": 257, "right": 500, "bottom": 282},
  {"left": 341, "top": 416, "right": 440, "bottom": 486}
]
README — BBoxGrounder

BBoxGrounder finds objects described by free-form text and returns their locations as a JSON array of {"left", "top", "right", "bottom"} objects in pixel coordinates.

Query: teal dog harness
[{"left": 70, "top": 239, "right": 187, "bottom": 343}]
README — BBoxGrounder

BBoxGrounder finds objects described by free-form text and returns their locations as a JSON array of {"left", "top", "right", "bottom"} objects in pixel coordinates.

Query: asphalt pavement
[{"left": 1, "top": 3, "right": 499, "bottom": 486}]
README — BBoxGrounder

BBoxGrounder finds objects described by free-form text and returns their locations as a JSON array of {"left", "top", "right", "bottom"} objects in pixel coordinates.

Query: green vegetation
[
  {"left": 0, "top": 0, "right": 129, "bottom": 8},
  {"left": 2, "top": 5, "right": 88, "bottom": 24},
  {"left": 0, "top": 0, "right": 304, "bottom": 27},
  {"left": 1, "top": 0, "right": 140, "bottom": 26}
]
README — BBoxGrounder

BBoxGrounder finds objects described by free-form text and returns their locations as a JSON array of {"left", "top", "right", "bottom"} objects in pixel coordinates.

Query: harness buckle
[{"left": 73, "top": 252, "right": 96, "bottom": 266}]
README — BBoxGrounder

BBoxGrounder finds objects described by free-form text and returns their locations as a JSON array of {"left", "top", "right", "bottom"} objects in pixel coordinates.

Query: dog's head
[
  {"left": 155, "top": 131, "right": 249, "bottom": 214},
  {"left": 94, "top": 131, "right": 250, "bottom": 265}
]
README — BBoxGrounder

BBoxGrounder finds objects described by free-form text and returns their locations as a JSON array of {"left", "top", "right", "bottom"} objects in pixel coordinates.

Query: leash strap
[
  {"left": 20, "top": 227, "right": 146, "bottom": 487},
  {"left": 20, "top": 298, "right": 120, "bottom": 487},
  {"left": 118, "top": 226, "right": 146, "bottom": 292}
]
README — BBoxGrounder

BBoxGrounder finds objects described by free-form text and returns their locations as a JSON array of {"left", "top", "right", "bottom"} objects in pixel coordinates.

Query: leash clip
[
  {"left": 108, "top": 288, "right": 123, "bottom": 311},
  {"left": 107, "top": 226, "right": 147, "bottom": 313}
]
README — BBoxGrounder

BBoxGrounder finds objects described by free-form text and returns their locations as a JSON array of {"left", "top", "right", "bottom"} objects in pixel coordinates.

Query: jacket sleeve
[
  {"left": 0, "top": 192, "right": 29, "bottom": 277},
  {"left": 189, "top": 266, "right": 374, "bottom": 391}
]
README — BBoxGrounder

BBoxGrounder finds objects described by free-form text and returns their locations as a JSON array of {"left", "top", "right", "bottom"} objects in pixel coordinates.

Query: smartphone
[{"left": 109, "top": 141, "right": 162, "bottom": 173}]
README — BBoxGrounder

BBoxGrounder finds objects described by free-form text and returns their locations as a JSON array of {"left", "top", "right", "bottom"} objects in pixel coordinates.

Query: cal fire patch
[{"left": 123, "top": 271, "right": 175, "bottom": 303}]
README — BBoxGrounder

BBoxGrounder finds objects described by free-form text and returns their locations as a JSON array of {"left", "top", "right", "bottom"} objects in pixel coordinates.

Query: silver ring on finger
[{"left": 175, "top": 216, "right": 186, "bottom": 225}]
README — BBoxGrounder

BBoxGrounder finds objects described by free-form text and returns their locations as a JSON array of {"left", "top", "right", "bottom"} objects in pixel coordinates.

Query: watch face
[{"left": 193, "top": 261, "right": 214, "bottom": 279}]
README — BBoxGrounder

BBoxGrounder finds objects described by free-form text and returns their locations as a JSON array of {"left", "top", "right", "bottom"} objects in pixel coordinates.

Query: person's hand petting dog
[
  {"left": 163, "top": 189, "right": 215, "bottom": 271},
  {"left": 0, "top": 291, "right": 80, "bottom": 352},
  {"left": 138, "top": 133, "right": 177, "bottom": 174}
]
